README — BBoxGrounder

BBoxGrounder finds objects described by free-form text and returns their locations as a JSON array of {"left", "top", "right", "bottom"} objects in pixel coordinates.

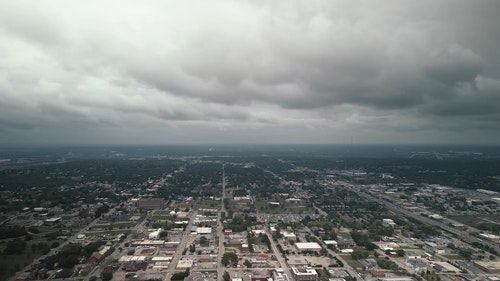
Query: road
[
  {"left": 302, "top": 225, "right": 361, "bottom": 280},
  {"left": 87, "top": 211, "right": 153, "bottom": 281},
  {"left": 355, "top": 189, "right": 500, "bottom": 254},
  {"left": 216, "top": 164, "right": 227, "bottom": 281},
  {"left": 164, "top": 209, "right": 198, "bottom": 281},
  {"left": 264, "top": 229, "right": 294, "bottom": 280}
]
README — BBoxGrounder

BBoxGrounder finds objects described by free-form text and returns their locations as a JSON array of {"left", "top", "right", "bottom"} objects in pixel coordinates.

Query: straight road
[
  {"left": 165, "top": 210, "right": 198, "bottom": 281},
  {"left": 217, "top": 164, "right": 227, "bottom": 281},
  {"left": 355, "top": 189, "right": 500, "bottom": 254}
]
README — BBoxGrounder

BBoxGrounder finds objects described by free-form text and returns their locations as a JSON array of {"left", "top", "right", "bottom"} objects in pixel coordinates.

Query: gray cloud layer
[{"left": 1, "top": 0, "right": 499, "bottom": 145}]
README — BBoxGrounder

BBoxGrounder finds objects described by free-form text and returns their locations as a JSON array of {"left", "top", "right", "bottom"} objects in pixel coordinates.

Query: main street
[
  {"left": 164, "top": 209, "right": 198, "bottom": 281},
  {"left": 264, "top": 229, "right": 294, "bottom": 281},
  {"left": 216, "top": 164, "right": 227, "bottom": 281}
]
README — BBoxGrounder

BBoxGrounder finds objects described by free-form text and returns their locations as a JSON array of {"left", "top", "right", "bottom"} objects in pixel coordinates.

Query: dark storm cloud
[{"left": 0, "top": 0, "right": 499, "bottom": 144}]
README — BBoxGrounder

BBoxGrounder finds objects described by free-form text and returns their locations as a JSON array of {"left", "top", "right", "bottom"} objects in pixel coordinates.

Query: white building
[
  {"left": 149, "top": 228, "right": 162, "bottom": 239},
  {"left": 295, "top": 242, "right": 322, "bottom": 252}
]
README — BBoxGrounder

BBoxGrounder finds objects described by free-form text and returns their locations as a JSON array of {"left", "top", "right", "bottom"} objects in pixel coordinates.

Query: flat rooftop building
[
  {"left": 137, "top": 198, "right": 165, "bottom": 209},
  {"left": 295, "top": 242, "right": 322, "bottom": 252},
  {"left": 291, "top": 267, "right": 318, "bottom": 281}
]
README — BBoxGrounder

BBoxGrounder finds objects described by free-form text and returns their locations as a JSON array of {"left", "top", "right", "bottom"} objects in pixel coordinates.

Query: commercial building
[
  {"left": 137, "top": 198, "right": 165, "bottom": 209},
  {"left": 291, "top": 267, "right": 318, "bottom": 281},
  {"left": 473, "top": 261, "right": 500, "bottom": 274},
  {"left": 295, "top": 242, "right": 322, "bottom": 252}
]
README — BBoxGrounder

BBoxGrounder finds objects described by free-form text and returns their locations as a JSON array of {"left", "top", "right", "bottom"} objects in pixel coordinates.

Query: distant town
[{"left": 1, "top": 145, "right": 500, "bottom": 281}]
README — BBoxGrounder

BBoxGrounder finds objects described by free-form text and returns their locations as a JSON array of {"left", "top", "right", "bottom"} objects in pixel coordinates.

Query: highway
[{"left": 355, "top": 189, "right": 500, "bottom": 254}]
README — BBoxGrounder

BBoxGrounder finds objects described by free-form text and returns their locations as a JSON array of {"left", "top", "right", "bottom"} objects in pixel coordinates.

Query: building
[
  {"left": 337, "top": 238, "right": 356, "bottom": 249},
  {"left": 270, "top": 226, "right": 277, "bottom": 236},
  {"left": 44, "top": 217, "right": 61, "bottom": 226},
  {"left": 374, "top": 278, "right": 413, "bottom": 281},
  {"left": 176, "top": 259, "right": 194, "bottom": 270},
  {"left": 137, "top": 198, "right": 165, "bottom": 209},
  {"left": 273, "top": 270, "right": 290, "bottom": 281},
  {"left": 131, "top": 240, "right": 165, "bottom": 247},
  {"left": 430, "top": 261, "right": 461, "bottom": 273},
  {"left": 282, "top": 231, "right": 297, "bottom": 241},
  {"left": 89, "top": 253, "right": 103, "bottom": 266},
  {"left": 149, "top": 228, "right": 162, "bottom": 239},
  {"left": 479, "top": 233, "right": 500, "bottom": 242},
  {"left": 382, "top": 219, "right": 396, "bottom": 227},
  {"left": 242, "top": 244, "right": 249, "bottom": 253},
  {"left": 324, "top": 240, "right": 338, "bottom": 248},
  {"left": 251, "top": 270, "right": 269, "bottom": 281},
  {"left": 295, "top": 242, "right": 322, "bottom": 252},
  {"left": 291, "top": 267, "right": 318, "bottom": 281},
  {"left": 196, "top": 227, "right": 212, "bottom": 235},
  {"left": 473, "top": 261, "right": 500, "bottom": 274}
]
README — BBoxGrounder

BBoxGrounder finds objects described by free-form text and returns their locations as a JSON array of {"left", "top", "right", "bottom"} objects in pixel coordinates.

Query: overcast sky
[{"left": 1, "top": 1, "right": 499, "bottom": 145}]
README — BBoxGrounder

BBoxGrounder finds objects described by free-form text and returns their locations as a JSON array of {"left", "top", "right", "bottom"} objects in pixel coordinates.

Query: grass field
[
  {"left": 441, "top": 254, "right": 465, "bottom": 260},
  {"left": 195, "top": 199, "right": 221, "bottom": 210},
  {"left": 150, "top": 215, "right": 176, "bottom": 221},
  {"left": 451, "top": 215, "right": 500, "bottom": 226},
  {"left": 338, "top": 254, "right": 353, "bottom": 261},
  {"left": 451, "top": 216, "right": 478, "bottom": 226}
]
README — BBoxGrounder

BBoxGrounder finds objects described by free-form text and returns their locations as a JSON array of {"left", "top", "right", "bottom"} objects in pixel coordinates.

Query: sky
[{"left": 1, "top": 0, "right": 500, "bottom": 145}]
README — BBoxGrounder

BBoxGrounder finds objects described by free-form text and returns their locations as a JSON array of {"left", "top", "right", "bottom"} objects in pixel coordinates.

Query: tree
[
  {"left": 101, "top": 271, "right": 113, "bottom": 281},
  {"left": 244, "top": 259, "right": 252, "bottom": 268},
  {"left": 3, "top": 239, "right": 26, "bottom": 255},
  {"left": 199, "top": 236, "right": 208, "bottom": 245},
  {"left": 171, "top": 269, "right": 190, "bottom": 281},
  {"left": 223, "top": 271, "right": 230, "bottom": 281},
  {"left": 351, "top": 249, "right": 369, "bottom": 260},
  {"left": 365, "top": 242, "right": 378, "bottom": 251},
  {"left": 222, "top": 252, "right": 238, "bottom": 267}
]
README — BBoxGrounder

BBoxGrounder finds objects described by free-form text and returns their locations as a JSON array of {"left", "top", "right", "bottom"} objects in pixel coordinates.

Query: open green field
[
  {"left": 441, "top": 254, "right": 465, "bottom": 260},
  {"left": 451, "top": 216, "right": 479, "bottom": 226},
  {"left": 451, "top": 215, "right": 500, "bottom": 226},
  {"left": 195, "top": 199, "right": 221, "bottom": 210},
  {"left": 150, "top": 215, "right": 176, "bottom": 221}
]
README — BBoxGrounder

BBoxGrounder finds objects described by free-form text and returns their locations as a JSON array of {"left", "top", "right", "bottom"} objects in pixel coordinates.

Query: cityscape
[
  {"left": 1, "top": 1, "right": 500, "bottom": 281},
  {"left": 0, "top": 145, "right": 499, "bottom": 281}
]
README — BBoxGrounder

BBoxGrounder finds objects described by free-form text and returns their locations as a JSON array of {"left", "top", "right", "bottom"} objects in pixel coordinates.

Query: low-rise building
[
  {"left": 473, "top": 261, "right": 500, "bottom": 274},
  {"left": 295, "top": 242, "right": 322, "bottom": 252},
  {"left": 137, "top": 198, "right": 165, "bottom": 209},
  {"left": 291, "top": 267, "right": 318, "bottom": 281}
]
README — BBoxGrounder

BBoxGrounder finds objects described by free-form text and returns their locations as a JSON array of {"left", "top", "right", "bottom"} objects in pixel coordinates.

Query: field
[{"left": 0, "top": 229, "right": 65, "bottom": 281}]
